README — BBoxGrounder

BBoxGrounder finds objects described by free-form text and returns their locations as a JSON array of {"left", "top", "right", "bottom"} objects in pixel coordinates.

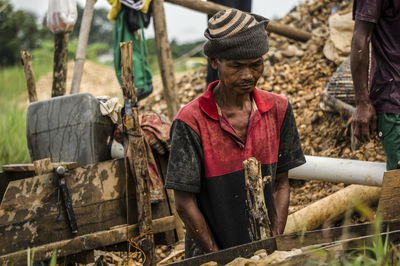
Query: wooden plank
[
  {"left": 378, "top": 170, "right": 400, "bottom": 220},
  {"left": 152, "top": 0, "right": 180, "bottom": 120},
  {"left": 168, "top": 236, "right": 277, "bottom": 266},
  {"left": 0, "top": 171, "right": 35, "bottom": 205},
  {"left": 20, "top": 51, "right": 38, "bottom": 102},
  {"left": 33, "top": 158, "right": 53, "bottom": 176},
  {"left": 3, "top": 162, "right": 78, "bottom": 172},
  {"left": 120, "top": 41, "right": 154, "bottom": 265},
  {"left": 0, "top": 157, "right": 180, "bottom": 255},
  {"left": 0, "top": 159, "right": 134, "bottom": 254},
  {"left": 0, "top": 216, "right": 176, "bottom": 265},
  {"left": 164, "top": 0, "right": 312, "bottom": 42},
  {"left": 168, "top": 221, "right": 400, "bottom": 265},
  {"left": 276, "top": 230, "right": 400, "bottom": 265}
]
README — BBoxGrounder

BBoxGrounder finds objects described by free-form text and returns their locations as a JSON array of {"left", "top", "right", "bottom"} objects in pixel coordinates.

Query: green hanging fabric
[{"left": 113, "top": 7, "right": 153, "bottom": 101}]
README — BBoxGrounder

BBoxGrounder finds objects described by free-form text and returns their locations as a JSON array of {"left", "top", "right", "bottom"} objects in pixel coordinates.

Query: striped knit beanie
[{"left": 204, "top": 9, "right": 269, "bottom": 60}]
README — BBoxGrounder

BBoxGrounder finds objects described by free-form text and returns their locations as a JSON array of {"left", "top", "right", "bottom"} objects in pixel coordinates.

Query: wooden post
[
  {"left": 20, "top": 51, "right": 38, "bottom": 102},
  {"left": 52, "top": 32, "right": 69, "bottom": 97},
  {"left": 152, "top": 0, "right": 180, "bottom": 120},
  {"left": 378, "top": 170, "right": 400, "bottom": 221},
  {"left": 120, "top": 41, "right": 154, "bottom": 265},
  {"left": 70, "top": 0, "right": 97, "bottom": 94},
  {"left": 33, "top": 158, "right": 53, "bottom": 176},
  {"left": 165, "top": 0, "right": 312, "bottom": 42},
  {"left": 243, "top": 157, "right": 272, "bottom": 241}
]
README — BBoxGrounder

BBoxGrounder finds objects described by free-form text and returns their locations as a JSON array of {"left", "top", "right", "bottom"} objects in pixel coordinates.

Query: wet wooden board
[
  {"left": 276, "top": 229, "right": 400, "bottom": 265},
  {"left": 2, "top": 161, "right": 78, "bottom": 172},
  {"left": 0, "top": 216, "right": 176, "bottom": 265},
  {"left": 0, "top": 159, "right": 174, "bottom": 255},
  {"left": 168, "top": 220, "right": 400, "bottom": 265},
  {"left": 378, "top": 170, "right": 400, "bottom": 221}
]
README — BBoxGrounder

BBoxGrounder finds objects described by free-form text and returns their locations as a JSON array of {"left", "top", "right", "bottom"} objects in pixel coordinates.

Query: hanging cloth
[
  {"left": 120, "top": 0, "right": 144, "bottom": 10},
  {"left": 113, "top": 6, "right": 153, "bottom": 101}
]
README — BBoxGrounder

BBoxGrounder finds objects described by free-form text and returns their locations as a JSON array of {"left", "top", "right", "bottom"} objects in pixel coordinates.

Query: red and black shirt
[{"left": 165, "top": 81, "right": 305, "bottom": 257}]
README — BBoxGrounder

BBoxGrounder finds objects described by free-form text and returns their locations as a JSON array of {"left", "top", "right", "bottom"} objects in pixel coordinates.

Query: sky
[{"left": 10, "top": 0, "right": 302, "bottom": 43}]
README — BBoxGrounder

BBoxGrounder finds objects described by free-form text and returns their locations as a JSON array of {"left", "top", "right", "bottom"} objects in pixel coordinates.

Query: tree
[
  {"left": 0, "top": 0, "right": 40, "bottom": 66},
  {"left": 69, "top": 3, "right": 113, "bottom": 46}
]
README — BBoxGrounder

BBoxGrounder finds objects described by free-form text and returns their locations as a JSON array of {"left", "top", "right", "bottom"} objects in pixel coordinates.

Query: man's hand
[
  {"left": 353, "top": 101, "right": 377, "bottom": 142},
  {"left": 174, "top": 190, "right": 219, "bottom": 253},
  {"left": 351, "top": 19, "right": 376, "bottom": 143}
]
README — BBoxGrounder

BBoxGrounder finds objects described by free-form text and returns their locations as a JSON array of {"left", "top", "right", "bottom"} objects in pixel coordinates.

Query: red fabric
[
  {"left": 117, "top": 112, "right": 171, "bottom": 203},
  {"left": 175, "top": 81, "right": 288, "bottom": 178}
]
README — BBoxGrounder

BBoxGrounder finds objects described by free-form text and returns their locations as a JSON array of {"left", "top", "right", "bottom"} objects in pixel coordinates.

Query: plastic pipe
[{"left": 289, "top": 155, "right": 386, "bottom": 186}]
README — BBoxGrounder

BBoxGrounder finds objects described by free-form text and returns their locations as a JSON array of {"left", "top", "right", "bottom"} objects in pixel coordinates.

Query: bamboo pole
[
  {"left": 152, "top": 0, "right": 180, "bottom": 120},
  {"left": 70, "top": 0, "right": 97, "bottom": 94},
  {"left": 243, "top": 158, "right": 272, "bottom": 240},
  {"left": 284, "top": 184, "right": 381, "bottom": 234},
  {"left": 52, "top": 32, "right": 69, "bottom": 97},
  {"left": 120, "top": 41, "right": 154, "bottom": 266},
  {"left": 20, "top": 51, "right": 38, "bottom": 102},
  {"left": 165, "top": 0, "right": 312, "bottom": 42}
]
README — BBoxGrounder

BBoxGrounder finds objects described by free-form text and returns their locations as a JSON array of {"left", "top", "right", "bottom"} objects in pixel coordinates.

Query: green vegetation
[{"left": 304, "top": 205, "right": 400, "bottom": 266}]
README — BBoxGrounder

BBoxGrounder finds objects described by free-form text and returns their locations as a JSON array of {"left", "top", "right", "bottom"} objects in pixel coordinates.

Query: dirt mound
[{"left": 35, "top": 61, "right": 122, "bottom": 101}]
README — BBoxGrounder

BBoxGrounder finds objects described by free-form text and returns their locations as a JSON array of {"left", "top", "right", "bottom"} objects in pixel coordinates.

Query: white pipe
[{"left": 288, "top": 155, "right": 386, "bottom": 186}]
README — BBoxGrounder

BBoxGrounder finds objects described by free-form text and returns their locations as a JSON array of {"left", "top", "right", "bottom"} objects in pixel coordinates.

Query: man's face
[{"left": 211, "top": 57, "right": 264, "bottom": 94}]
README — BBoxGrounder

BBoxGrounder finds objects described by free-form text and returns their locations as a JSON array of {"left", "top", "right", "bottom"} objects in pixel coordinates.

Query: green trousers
[{"left": 378, "top": 113, "right": 400, "bottom": 170}]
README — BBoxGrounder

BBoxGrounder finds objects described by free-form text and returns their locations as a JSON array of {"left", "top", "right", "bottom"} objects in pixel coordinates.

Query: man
[
  {"left": 165, "top": 9, "right": 306, "bottom": 258},
  {"left": 351, "top": 1, "right": 400, "bottom": 170},
  {"left": 206, "top": 0, "right": 252, "bottom": 85}
]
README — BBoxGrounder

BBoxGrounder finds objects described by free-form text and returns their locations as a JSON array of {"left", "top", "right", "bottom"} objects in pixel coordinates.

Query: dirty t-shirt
[
  {"left": 165, "top": 81, "right": 305, "bottom": 258},
  {"left": 353, "top": 0, "right": 400, "bottom": 113}
]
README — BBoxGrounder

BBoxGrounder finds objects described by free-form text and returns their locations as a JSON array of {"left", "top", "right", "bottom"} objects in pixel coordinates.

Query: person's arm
[
  {"left": 271, "top": 171, "right": 289, "bottom": 235},
  {"left": 351, "top": 19, "right": 377, "bottom": 143},
  {"left": 174, "top": 190, "right": 219, "bottom": 253}
]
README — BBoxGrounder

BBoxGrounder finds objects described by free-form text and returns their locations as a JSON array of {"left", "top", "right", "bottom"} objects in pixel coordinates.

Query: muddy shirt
[
  {"left": 165, "top": 81, "right": 305, "bottom": 258},
  {"left": 353, "top": 0, "right": 400, "bottom": 113}
]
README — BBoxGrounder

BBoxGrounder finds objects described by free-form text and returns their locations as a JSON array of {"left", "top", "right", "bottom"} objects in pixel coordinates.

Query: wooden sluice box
[
  {"left": 168, "top": 220, "right": 400, "bottom": 265},
  {"left": 0, "top": 93, "right": 182, "bottom": 264}
]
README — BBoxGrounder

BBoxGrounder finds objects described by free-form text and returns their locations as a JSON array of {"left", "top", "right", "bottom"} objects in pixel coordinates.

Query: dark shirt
[
  {"left": 165, "top": 81, "right": 305, "bottom": 258},
  {"left": 353, "top": 0, "right": 400, "bottom": 114}
]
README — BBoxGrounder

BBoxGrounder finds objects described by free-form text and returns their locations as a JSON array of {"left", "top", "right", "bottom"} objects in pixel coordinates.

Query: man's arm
[
  {"left": 272, "top": 171, "right": 290, "bottom": 236},
  {"left": 351, "top": 19, "right": 377, "bottom": 143},
  {"left": 174, "top": 190, "right": 219, "bottom": 253}
]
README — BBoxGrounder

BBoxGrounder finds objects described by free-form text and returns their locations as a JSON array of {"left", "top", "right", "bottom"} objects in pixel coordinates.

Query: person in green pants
[{"left": 351, "top": 0, "right": 400, "bottom": 170}]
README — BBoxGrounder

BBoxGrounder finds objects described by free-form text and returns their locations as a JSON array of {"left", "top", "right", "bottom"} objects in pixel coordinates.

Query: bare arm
[
  {"left": 351, "top": 19, "right": 377, "bottom": 143},
  {"left": 272, "top": 171, "right": 290, "bottom": 235},
  {"left": 174, "top": 190, "right": 219, "bottom": 253}
]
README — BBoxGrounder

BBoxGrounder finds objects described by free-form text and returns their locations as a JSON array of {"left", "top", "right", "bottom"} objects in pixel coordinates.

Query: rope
[{"left": 127, "top": 230, "right": 154, "bottom": 264}]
